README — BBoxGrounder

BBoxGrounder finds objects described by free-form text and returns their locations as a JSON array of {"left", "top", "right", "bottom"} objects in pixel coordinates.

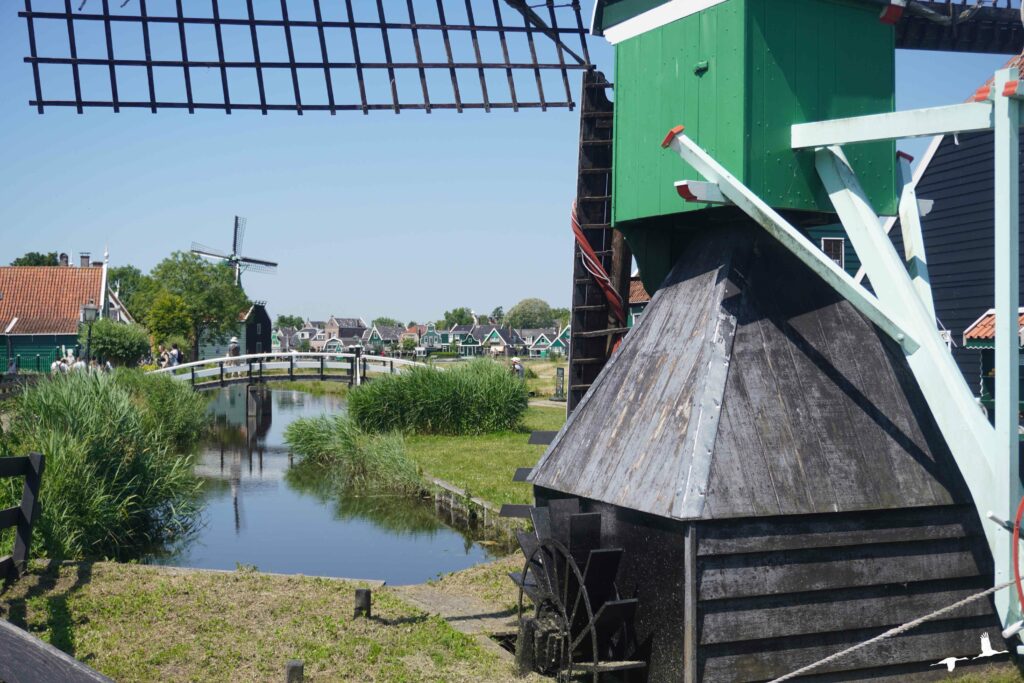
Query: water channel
[{"left": 147, "top": 385, "right": 498, "bottom": 584}]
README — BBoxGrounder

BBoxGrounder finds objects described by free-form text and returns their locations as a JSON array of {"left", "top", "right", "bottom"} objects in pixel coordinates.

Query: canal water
[{"left": 148, "top": 385, "right": 497, "bottom": 584}]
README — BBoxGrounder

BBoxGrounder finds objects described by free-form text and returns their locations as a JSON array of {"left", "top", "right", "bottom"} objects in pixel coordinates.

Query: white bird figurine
[
  {"left": 973, "top": 632, "right": 1009, "bottom": 659},
  {"left": 931, "top": 656, "right": 968, "bottom": 672}
]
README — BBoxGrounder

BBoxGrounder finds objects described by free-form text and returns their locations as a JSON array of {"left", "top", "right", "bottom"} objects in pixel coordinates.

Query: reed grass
[
  {"left": 0, "top": 371, "right": 207, "bottom": 560},
  {"left": 348, "top": 359, "right": 528, "bottom": 436},
  {"left": 284, "top": 414, "right": 421, "bottom": 493}
]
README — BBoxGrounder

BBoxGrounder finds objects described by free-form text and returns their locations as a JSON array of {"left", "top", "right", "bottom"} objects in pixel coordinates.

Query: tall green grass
[
  {"left": 284, "top": 415, "right": 420, "bottom": 493},
  {"left": 0, "top": 370, "right": 208, "bottom": 560},
  {"left": 348, "top": 359, "right": 528, "bottom": 436}
]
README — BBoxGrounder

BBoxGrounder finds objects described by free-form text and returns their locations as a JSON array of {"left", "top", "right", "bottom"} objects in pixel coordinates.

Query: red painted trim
[
  {"left": 675, "top": 182, "right": 699, "bottom": 202},
  {"left": 1004, "top": 79, "right": 1021, "bottom": 98},
  {"left": 974, "top": 85, "right": 992, "bottom": 102},
  {"left": 879, "top": 5, "right": 904, "bottom": 24},
  {"left": 896, "top": 151, "right": 914, "bottom": 163},
  {"left": 661, "top": 125, "right": 685, "bottom": 148}
]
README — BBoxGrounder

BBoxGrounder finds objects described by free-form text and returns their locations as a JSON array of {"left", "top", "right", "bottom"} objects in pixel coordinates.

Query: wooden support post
[
  {"left": 258, "top": 359, "right": 263, "bottom": 381},
  {"left": 219, "top": 361, "right": 225, "bottom": 387},
  {"left": 284, "top": 660, "right": 304, "bottom": 683},
  {"left": 319, "top": 357, "right": 325, "bottom": 382},
  {"left": 683, "top": 523, "right": 697, "bottom": 683},
  {"left": 191, "top": 365, "right": 196, "bottom": 387},
  {"left": 289, "top": 356, "right": 294, "bottom": 380},
  {"left": 12, "top": 453, "right": 43, "bottom": 576},
  {"left": 354, "top": 588, "right": 372, "bottom": 618}
]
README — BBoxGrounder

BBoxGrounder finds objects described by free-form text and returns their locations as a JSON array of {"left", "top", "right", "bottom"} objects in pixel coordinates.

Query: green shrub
[
  {"left": 79, "top": 319, "right": 151, "bottom": 366},
  {"left": 284, "top": 415, "right": 419, "bottom": 493},
  {"left": 348, "top": 358, "right": 528, "bottom": 436},
  {"left": 111, "top": 369, "right": 209, "bottom": 452},
  {"left": 0, "top": 371, "right": 206, "bottom": 560}
]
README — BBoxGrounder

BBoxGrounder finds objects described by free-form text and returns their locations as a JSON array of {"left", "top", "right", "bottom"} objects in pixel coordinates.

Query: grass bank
[
  {"left": 406, "top": 406, "right": 566, "bottom": 506},
  {"left": 0, "top": 371, "right": 207, "bottom": 560},
  {"left": 0, "top": 561, "right": 519, "bottom": 683},
  {"left": 273, "top": 380, "right": 349, "bottom": 397},
  {"left": 521, "top": 359, "right": 568, "bottom": 399},
  {"left": 284, "top": 414, "right": 419, "bottom": 493}
]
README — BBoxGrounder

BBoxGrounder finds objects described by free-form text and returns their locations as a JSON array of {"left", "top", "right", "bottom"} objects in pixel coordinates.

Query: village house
[
  {"left": 367, "top": 324, "right": 404, "bottom": 353},
  {"left": 628, "top": 276, "right": 651, "bottom": 328},
  {"left": 199, "top": 302, "right": 271, "bottom": 359},
  {"left": 0, "top": 250, "right": 133, "bottom": 370}
]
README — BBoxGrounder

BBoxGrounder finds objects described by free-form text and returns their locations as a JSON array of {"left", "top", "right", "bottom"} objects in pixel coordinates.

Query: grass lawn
[
  {"left": 407, "top": 406, "right": 566, "bottom": 506},
  {"left": 522, "top": 359, "right": 567, "bottom": 399},
  {"left": 273, "top": 380, "right": 350, "bottom": 396},
  {"left": 0, "top": 561, "right": 518, "bottom": 683}
]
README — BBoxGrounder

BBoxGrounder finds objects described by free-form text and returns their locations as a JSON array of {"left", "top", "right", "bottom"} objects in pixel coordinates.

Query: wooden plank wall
[{"left": 696, "top": 505, "right": 1007, "bottom": 682}]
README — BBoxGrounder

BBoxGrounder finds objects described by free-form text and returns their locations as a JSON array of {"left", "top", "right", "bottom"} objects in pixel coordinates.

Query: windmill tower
[{"left": 191, "top": 216, "right": 278, "bottom": 286}]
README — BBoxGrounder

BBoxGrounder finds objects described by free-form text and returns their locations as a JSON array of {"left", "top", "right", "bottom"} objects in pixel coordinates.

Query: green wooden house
[
  {"left": 0, "top": 258, "right": 131, "bottom": 370},
  {"left": 962, "top": 308, "right": 1024, "bottom": 416}
]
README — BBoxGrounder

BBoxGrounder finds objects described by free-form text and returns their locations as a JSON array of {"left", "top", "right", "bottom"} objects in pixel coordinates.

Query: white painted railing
[{"left": 147, "top": 352, "right": 428, "bottom": 388}]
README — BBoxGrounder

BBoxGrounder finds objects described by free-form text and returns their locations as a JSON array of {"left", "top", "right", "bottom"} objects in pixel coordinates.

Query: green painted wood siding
[
  {"left": 612, "top": 0, "right": 896, "bottom": 226},
  {"left": 594, "top": 0, "right": 669, "bottom": 32}
]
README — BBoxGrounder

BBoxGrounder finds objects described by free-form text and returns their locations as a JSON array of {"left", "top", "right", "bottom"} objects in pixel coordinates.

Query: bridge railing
[{"left": 148, "top": 352, "right": 428, "bottom": 389}]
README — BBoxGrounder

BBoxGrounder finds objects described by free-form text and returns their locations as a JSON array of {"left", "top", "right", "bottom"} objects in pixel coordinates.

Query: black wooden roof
[{"left": 531, "top": 224, "right": 970, "bottom": 520}]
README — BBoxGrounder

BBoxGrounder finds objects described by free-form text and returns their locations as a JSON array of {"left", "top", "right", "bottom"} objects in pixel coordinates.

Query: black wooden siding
[
  {"left": 696, "top": 505, "right": 1005, "bottom": 682},
  {"left": 895, "top": 130, "right": 1024, "bottom": 385}
]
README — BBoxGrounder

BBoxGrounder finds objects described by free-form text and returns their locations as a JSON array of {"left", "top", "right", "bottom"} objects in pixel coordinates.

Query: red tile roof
[
  {"left": 629, "top": 277, "right": 651, "bottom": 305},
  {"left": 0, "top": 266, "right": 104, "bottom": 335},
  {"left": 963, "top": 308, "right": 1024, "bottom": 343}
]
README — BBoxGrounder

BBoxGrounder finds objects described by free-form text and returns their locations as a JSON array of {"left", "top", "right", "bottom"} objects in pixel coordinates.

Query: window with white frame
[{"left": 821, "top": 237, "right": 845, "bottom": 269}]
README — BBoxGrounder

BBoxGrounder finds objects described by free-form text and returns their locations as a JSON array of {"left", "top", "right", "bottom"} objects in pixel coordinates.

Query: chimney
[
  {"left": 59, "top": 253, "right": 69, "bottom": 267},
  {"left": 91, "top": 261, "right": 103, "bottom": 268},
  {"left": 79, "top": 252, "right": 91, "bottom": 268}
]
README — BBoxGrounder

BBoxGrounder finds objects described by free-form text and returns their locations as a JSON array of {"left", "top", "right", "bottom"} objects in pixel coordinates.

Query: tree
[
  {"left": 506, "top": 298, "right": 555, "bottom": 329},
  {"left": 11, "top": 251, "right": 58, "bottom": 266},
  {"left": 442, "top": 307, "right": 474, "bottom": 328},
  {"left": 401, "top": 337, "right": 417, "bottom": 352},
  {"left": 298, "top": 339, "right": 311, "bottom": 352},
  {"left": 372, "top": 317, "right": 402, "bottom": 328},
  {"left": 275, "top": 314, "right": 305, "bottom": 329},
  {"left": 146, "top": 291, "right": 191, "bottom": 343},
  {"left": 407, "top": 321, "right": 418, "bottom": 329},
  {"left": 79, "top": 319, "right": 150, "bottom": 366},
  {"left": 551, "top": 307, "right": 571, "bottom": 329},
  {"left": 148, "top": 252, "right": 249, "bottom": 361},
  {"left": 107, "top": 265, "right": 149, "bottom": 316},
  {"left": 490, "top": 306, "right": 505, "bottom": 324}
]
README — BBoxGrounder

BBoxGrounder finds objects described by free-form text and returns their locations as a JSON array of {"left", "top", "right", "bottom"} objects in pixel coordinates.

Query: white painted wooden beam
[
  {"left": 792, "top": 102, "right": 993, "bottom": 149},
  {"left": 895, "top": 152, "right": 936, "bottom": 320},
  {"left": 673, "top": 180, "right": 730, "bottom": 205}
]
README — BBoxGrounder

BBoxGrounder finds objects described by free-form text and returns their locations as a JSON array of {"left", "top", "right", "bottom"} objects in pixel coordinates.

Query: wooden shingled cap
[{"left": 530, "top": 224, "right": 969, "bottom": 521}]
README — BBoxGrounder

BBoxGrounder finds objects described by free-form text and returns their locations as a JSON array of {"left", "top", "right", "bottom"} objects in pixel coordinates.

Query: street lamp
[{"left": 80, "top": 299, "right": 99, "bottom": 363}]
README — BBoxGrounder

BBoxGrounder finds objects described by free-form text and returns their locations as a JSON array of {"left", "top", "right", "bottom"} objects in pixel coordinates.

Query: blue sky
[{"left": 0, "top": 2, "right": 1010, "bottom": 324}]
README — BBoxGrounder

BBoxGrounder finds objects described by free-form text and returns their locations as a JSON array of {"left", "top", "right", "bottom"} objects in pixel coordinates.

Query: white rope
[{"left": 768, "top": 580, "right": 1014, "bottom": 683}]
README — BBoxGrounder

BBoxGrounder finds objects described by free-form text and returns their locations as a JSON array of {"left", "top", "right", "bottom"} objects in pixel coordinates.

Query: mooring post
[
  {"left": 354, "top": 588, "right": 372, "bottom": 618},
  {"left": 284, "top": 659, "right": 304, "bottom": 683}
]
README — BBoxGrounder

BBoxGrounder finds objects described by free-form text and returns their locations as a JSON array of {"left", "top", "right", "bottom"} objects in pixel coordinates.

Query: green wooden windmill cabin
[{"left": 593, "top": 0, "right": 899, "bottom": 291}]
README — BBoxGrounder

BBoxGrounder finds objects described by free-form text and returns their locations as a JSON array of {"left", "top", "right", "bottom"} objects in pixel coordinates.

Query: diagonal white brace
[
  {"left": 661, "top": 127, "right": 920, "bottom": 353},
  {"left": 896, "top": 152, "right": 936, "bottom": 320},
  {"left": 815, "top": 144, "right": 999, "bottom": 596}
]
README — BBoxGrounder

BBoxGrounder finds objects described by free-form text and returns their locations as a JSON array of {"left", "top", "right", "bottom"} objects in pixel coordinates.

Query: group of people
[
  {"left": 156, "top": 343, "right": 184, "bottom": 369},
  {"left": 49, "top": 352, "right": 112, "bottom": 374}
]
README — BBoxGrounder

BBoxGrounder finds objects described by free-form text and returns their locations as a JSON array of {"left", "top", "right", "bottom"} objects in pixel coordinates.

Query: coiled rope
[{"left": 570, "top": 201, "right": 626, "bottom": 326}]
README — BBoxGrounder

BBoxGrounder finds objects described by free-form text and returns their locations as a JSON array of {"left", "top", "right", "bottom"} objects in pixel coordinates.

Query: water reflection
[{"left": 148, "top": 385, "right": 496, "bottom": 584}]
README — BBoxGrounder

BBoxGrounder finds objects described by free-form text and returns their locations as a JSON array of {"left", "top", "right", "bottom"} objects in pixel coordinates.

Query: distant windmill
[{"left": 191, "top": 216, "right": 278, "bottom": 286}]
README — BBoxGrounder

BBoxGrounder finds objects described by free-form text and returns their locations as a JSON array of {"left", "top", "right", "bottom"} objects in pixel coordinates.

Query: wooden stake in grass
[
  {"left": 355, "top": 588, "right": 372, "bottom": 619},
  {"left": 284, "top": 660, "right": 304, "bottom": 683}
]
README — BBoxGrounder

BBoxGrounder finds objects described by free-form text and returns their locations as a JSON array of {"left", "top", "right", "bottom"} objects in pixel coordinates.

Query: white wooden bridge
[{"left": 148, "top": 352, "right": 428, "bottom": 390}]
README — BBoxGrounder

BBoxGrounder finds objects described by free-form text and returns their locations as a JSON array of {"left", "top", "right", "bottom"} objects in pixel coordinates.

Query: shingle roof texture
[{"left": 0, "top": 266, "right": 103, "bottom": 335}]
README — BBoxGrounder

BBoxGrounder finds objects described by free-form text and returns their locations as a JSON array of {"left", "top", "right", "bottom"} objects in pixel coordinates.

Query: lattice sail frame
[{"left": 20, "top": 0, "right": 592, "bottom": 114}]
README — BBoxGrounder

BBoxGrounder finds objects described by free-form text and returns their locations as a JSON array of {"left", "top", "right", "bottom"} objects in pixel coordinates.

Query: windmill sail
[{"left": 19, "top": 0, "right": 592, "bottom": 115}]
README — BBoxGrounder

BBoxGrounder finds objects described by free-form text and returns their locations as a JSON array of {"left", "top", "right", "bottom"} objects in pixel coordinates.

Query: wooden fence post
[
  {"left": 319, "top": 357, "right": 325, "bottom": 382},
  {"left": 285, "top": 660, "right": 304, "bottom": 683},
  {"left": 12, "top": 452, "right": 44, "bottom": 576},
  {"left": 219, "top": 361, "right": 225, "bottom": 387},
  {"left": 289, "top": 356, "right": 294, "bottom": 380}
]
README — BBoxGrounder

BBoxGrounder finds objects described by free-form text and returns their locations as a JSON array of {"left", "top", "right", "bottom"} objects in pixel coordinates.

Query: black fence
[
  {"left": 0, "top": 453, "right": 43, "bottom": 585},
  {"left": 19, "top": 0, "right": 593, "bottom": 114}
]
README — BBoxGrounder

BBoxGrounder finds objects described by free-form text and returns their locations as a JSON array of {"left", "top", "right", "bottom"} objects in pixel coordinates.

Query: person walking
[{"left": 170, "top": 343, "right": 182, "bottom": 367}]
